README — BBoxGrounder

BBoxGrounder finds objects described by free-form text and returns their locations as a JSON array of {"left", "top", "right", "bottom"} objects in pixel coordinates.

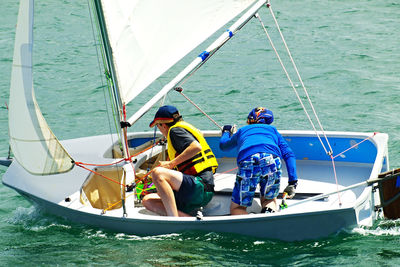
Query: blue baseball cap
[
  {"left": 247, "top": 107, "right": 274, "bottom": 124},
  {"left": 149, "top": 105, "right": 181, "bottom": 127}
]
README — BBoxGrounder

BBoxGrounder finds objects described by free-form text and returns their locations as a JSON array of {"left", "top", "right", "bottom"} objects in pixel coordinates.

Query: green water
[{"left": 1, "top": 0, "right": 400, "bottom": 266}]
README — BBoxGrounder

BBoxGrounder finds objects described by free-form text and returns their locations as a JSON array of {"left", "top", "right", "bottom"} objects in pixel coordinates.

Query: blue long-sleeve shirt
[{"left": 219, "top": 124, "right": 298, "bottom": 182}]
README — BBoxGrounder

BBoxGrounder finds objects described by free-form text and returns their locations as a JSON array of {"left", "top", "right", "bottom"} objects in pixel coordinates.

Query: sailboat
[{"left": 1, "top": 0, "right": 399, "bottom": 241}]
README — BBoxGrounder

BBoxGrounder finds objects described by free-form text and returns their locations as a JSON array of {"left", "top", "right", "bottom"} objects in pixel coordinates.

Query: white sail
[
  {"left": 126, "top": 0, "right": 267, "bottom": 126},
  {"left": 100, "top": 0, "right": 257, "bottom": 106},
  {"left": 8, "top": 0, "right": 74, "bottom": 175}
]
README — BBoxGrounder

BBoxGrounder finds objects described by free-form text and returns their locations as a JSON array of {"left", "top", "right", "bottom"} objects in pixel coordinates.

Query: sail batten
[
  {"left": 100, "top": 0, "right": 258, "bottom": 107},
  {"left": 8, "top": 0, "right": 74, "bottom": 175}
]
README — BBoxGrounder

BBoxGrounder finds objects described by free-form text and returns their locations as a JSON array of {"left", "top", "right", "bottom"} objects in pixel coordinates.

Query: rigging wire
[
  {"left": 332, "top": 133, "right": 377, "bottom": 160},
  {"left": 174, "top": 87, "right": 222, "bottom": 130},
  {"left": 259, "top": 2, "right": 341, "bottom": 203},
  {"left": 87, "top": 0, "right": 121, "bottom": 148},
  {"left": 90, "top": 0, "right": 133, "bottom": 215},
  {"left": 77, "top": 0, "right": 382, "bottom": 211},
  {"left": 86, "top": 2, "right": 138, "bottom": 215},
  {"left": 75, "top": 162, "right": 125, "bottom": 187},
  {"left": 88, "top": 0, "right": 128, "bottom": 213},
  {"left": 157, "top": 37, "right": 229, "bottom": 119},
  {"left": 267, "top": 3, "right": 334, "bottom": 155},
  {"left": 75, "top": 139, "right": 161, "bottom": 168},
  {"left": 255, "top": 12, "right": 332, "bottom": 156},
  {"left": 166, "top": 30, "right": 234, "bottom": 123}
]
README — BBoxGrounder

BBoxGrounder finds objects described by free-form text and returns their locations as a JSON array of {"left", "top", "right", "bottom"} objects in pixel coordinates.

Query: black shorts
[{"left": 174, "top": 174, "right": 213, "bottom": 214}]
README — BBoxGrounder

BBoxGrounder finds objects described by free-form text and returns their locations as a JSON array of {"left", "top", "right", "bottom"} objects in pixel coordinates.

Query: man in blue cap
[
  {"left": 219, "top": 107, "right": 298, "bottom": 215},
  {"left": 143, "top": 105, "right": 218, "bottom": 216}
]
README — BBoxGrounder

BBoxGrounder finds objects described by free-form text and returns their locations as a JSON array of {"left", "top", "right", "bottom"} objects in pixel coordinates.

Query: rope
[
  {"left": 136, "top": 166, "right": 159, "bottom": 185},
  {"left": 87, "top": 0, "right": 122, "bottom": 151},
  {"left": 75, "top": 162, "right": 125, "bottom": 187},
  {"left": 214, "top": 166, "right": 238, "bottom": 177},
  {"left": 150, "top": 127, "right": 157, "bottom": 160},
  {"left": 83, "top": 0, "right": 379, "bottom": 212},
  {"left": 255, "top": 12, "right": 332, "bottom": 156},
  {"left": 171, "top": 35, "right": 233, "bottom": 130},
  {"left": 266, "top": 4, "right": 334, "bottom": 154},
  {"left": 174, "top": 87, "right": 222, "bottom": 130},
  {"left": 74, "top": 138, "right": 162, "bottom": 200},
  {"left": 102, "top": 165, "right": 160, "bottom": 213},
  {"left": 329, "top": 155, "right": 342, "bottom": 205},
  {"left": 332, "top": 132, "right": 377, "bottom": 160},
  {"left": 76, "top": 159, "right": 160, "bottom": 214},
  {"left": 258, "top": 2, "right": 338, "bottom": 202},
  {"left": 122, "top": 104, "right": 133, "bottom": 160},
  {"left": 331, "top": 132, "right": 376, "bottom": 206},
  {"left": 75, "top": 159, "right": 125, "bottom": 167},
  {"left": 102, "top": 180, "right": 155, "bottom": 213},
  {"left": 260, "top": 4, "right": 382, "bottom": 205},
  {"left": 76, "top": 139, "right": 161, "bottom": 168}
]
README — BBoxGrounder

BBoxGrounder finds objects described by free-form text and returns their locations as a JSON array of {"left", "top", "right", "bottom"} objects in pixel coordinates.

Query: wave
[{"left": 352, "top": 219, "right": 400, "bottom": 236}]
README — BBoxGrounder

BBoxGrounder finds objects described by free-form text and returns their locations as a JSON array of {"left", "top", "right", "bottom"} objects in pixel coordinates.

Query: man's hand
[
  {"left": 222, "top": 125, "right": 232, "bottom": 134},
  {"left": 283, "top": 180, "right": 298, "bottom": 199},
  {"left": 159, "top": 141, "right": 201, "bottom": 170}
]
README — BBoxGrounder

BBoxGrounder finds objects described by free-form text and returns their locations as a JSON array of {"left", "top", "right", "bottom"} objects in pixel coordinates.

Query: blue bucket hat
[
  {"left": 247, "top": 107, "right": 274, "bottom": 125},
  {"left": 149, "top": 105, "right": 181, "bottom": 127}
]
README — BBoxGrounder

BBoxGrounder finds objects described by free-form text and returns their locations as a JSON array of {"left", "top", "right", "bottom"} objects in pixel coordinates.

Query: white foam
[
  {"left": 352, "top": 219, "right": 400, "bottom": 236},
  {"left": 7, "top": 206, "right": 71, "bottom": 232}
]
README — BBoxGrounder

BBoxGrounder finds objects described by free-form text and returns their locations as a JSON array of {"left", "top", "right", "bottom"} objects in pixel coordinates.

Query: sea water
[{"left": 0, "top": 0, "right": 400, "bottom": 266}]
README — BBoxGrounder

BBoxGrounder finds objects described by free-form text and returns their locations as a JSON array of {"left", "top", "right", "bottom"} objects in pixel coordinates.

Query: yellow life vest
[{"left": 167, "top": 121, "right": 218, "bottom": 175}]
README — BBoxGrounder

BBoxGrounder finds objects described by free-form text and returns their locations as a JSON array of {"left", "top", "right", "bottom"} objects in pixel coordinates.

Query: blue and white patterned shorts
[{"left": 232, "top": 153, "right": 282, "bottom": 207}]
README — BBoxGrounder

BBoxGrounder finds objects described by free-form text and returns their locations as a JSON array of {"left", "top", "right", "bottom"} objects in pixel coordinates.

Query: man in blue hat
[
  {"left": 219, "top": 107, "right": 298, "bottom": 215},
  {"left": 143, "top": 105, "right": 218, "bottom": 216}
]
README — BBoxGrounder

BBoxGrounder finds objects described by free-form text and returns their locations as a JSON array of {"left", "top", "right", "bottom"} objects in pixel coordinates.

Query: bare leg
[
  {"left": 151, "top": 168, "right": 179, "bottom": 216},
  {"left": 142, "top": 193, "right": 191, "bottom": 217},
  {"left": 142, "top": 193, "right": 167, "bottom": 216},
  {"left": 142, "top": 167, "right": 190, "bottom": 217},
  {"left": 230, "top": 201, "right": 248, "bottom": 215}
]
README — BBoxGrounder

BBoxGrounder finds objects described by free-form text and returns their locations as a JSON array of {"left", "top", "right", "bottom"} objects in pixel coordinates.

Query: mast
[
  {"left": 92, "top": 0, "right": 130, "bottom": 160},
  {"left": 92, "top": 0, "right": 130, "bottom": 215}
]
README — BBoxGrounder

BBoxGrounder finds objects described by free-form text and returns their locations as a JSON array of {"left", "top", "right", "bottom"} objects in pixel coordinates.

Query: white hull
[{"left": 2, "top": 130, "right": 389, "bottom": 241}]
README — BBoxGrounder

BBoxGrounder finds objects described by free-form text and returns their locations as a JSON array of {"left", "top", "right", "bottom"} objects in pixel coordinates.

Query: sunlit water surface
[{"left": 0, "top": 0, "right": 399, "bottom": 266}]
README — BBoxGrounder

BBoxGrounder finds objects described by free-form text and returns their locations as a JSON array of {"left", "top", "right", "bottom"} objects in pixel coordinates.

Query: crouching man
[
  {"left": 142, "top": 105, "right": 218, "bottom": 216},
  {"left": 219, "top": 107, "right": 298, "bottom": 215}
]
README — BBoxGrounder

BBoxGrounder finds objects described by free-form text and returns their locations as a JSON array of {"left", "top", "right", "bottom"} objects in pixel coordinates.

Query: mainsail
[
  {"left": 8, "top": 0, "right": 74, "bottom": 175},
  {"left": 100, "top": 0, "right": 257, "bottom": 106}
]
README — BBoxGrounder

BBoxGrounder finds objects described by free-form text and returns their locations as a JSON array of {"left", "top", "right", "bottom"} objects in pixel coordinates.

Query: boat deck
[{"left": 58, "top": 155, "right": 366, "bottom": 219}]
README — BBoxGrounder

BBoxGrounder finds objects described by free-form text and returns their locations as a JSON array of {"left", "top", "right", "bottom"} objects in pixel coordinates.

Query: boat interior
[{"left": 61, "top": 130, "right": 388, "bottom": 218}]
